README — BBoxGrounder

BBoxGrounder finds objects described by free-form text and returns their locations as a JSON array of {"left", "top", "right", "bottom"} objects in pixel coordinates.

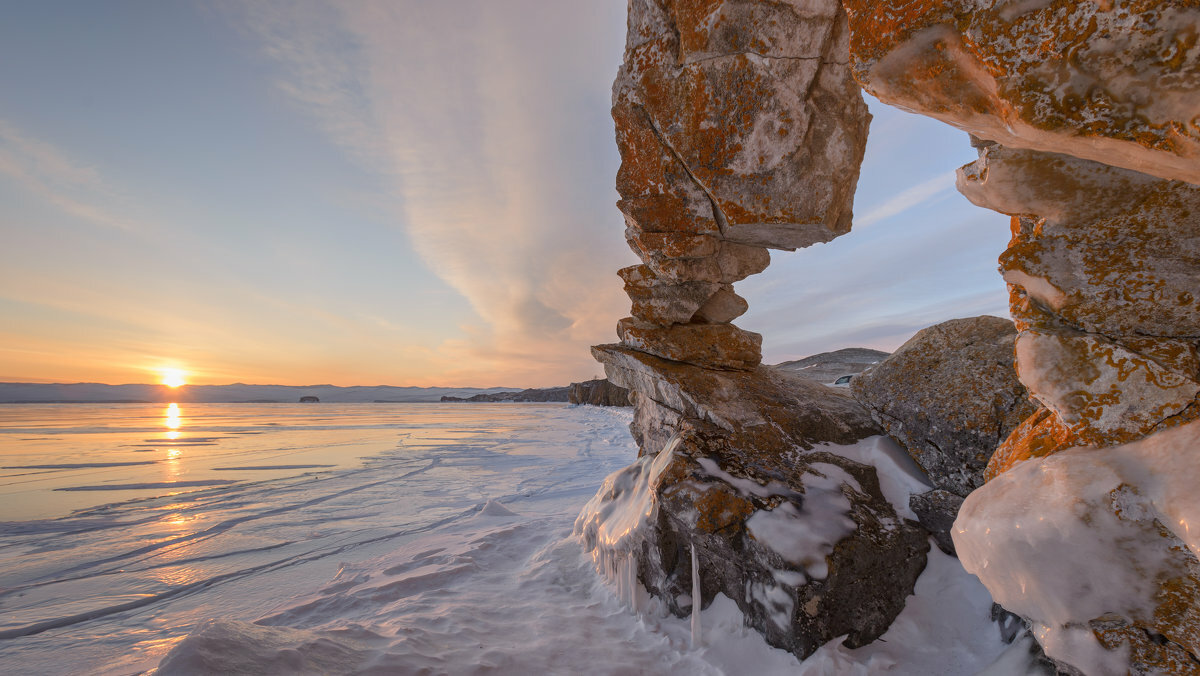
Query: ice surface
[{"left": 0, "top": 404, "right": 1026, "bottom": 674}]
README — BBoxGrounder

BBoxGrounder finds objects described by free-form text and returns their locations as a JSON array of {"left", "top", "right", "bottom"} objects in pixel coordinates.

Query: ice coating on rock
[
  {"left": 954, "top": 419, "right": 1200, "bottom": 673},
  {"left": 843, "top": 0, "right": 1200, "bottom": 185}
]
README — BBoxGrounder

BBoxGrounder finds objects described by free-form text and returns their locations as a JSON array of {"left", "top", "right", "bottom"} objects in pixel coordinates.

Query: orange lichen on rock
[
  {"left": 844, "top": 0, "right": 1200, "bottom": 184},
  {"left": 985, "top": 408, "right": 1081, "bottom": 481},
  {"left": 1014, "top": 328, "right": 1200, "bottom": 447},
  {"left": 608, "top": 0, "right": 871, "bottom": 371}
]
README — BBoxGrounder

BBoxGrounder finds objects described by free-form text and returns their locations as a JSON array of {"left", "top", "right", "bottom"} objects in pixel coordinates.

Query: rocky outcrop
[
  {"left": 567, "top": 379, "right": 631, "bottom": 407},
  {"left": 440, "top": 386, "right": 570, "bottom": 403},
  {"left": 957, "top": 144, "right": 1200, "bottom": 449},
  {"left": 841, "top": 0, "right": 1200, "bottom": 185},
  {"left": 851, "top": 316, "right": 1039, "bottom": 497},
  {"left": 841, "top": 1, "right": 1200, "bottom": 672},
  {"left": 774, "top": 347, "right": 890, "bottom": 384},
  {"left": 610, "top": 0, "right": 871, "bottom": 371},
  {"left": 581, "top": 345, "right": 928, "bottom": 658},
  {"left": 584, "top": 0, "right": 937, "bottom": 662}
]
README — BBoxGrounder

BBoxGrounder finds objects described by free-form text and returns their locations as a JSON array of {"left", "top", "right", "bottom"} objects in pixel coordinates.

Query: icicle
[{"left": 690, "top": 543, "right": 701, "bottom": 649}]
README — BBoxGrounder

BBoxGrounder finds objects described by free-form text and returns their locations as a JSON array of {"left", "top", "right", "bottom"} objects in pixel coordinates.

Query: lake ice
[{"left": 0, "top": 403, "right": 1031, "bottom": 674}]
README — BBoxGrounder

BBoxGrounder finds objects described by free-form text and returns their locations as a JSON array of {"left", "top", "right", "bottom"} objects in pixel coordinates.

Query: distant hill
[
  {"left": 0, "top": 383, "right": 517, "bottom": 404},
  {"left": 440, "top": 386, "right": 571, "bottom": 403},
  {"left": 772, "top": 347, "right": 891, "bottom": 384}
]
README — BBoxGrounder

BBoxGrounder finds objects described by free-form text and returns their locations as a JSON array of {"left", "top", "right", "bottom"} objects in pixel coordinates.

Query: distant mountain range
[{"left": 0, "top": 383, "right": 519, "bottom": 404}]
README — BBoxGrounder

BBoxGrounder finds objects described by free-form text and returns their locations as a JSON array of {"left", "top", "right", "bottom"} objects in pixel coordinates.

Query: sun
[{"left": 161, "top": 369, "right": 187, "bottom": 388}]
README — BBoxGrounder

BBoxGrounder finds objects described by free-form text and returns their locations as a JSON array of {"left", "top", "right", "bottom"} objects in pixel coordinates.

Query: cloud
[
  {"left": 0, "top": 119, "right": 144, "bottom": 231},
  {"left": 225, "top": 0, "right": 634, "bottom": 385},
  {"left": 854, "top": 170, "right": 957, "bottom": 229}
]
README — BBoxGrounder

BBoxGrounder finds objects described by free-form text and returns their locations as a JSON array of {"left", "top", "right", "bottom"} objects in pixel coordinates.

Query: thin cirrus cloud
[
  {"left": 225, "top": 0, "right": 636, "bottom": 385},
  {"left": 853, "top": 170, "right": 957, "bottom": 229},
  {"left": 0, "top": 119, "right": 143, "bottom": 232}
]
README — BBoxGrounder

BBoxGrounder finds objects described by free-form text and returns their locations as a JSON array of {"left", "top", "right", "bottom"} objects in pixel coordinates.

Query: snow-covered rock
[{"left": 580, "top": 346, "right": 929, "bottom": 657}]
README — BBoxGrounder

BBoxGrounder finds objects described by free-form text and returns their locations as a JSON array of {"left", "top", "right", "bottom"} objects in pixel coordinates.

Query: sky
[{"left": 0, "top": 1, "right": 1011, "bottom": 388}]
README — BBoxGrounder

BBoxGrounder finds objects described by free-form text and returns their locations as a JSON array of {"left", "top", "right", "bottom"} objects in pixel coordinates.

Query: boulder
[
  {"left": 842, "top": 0, "right": 1200, "bottom": 185},
  {"left": 581, "top": 344, "right": 929, "bottom": 658},
  {"left": 567, "top": 379, "right": 631, "bottom": 407},
  {"left": 851, "top": 316, "right": 1040, "bottom": 497},
  {"left": 615, "top": 0, "right": 871, "bottom": 253}
]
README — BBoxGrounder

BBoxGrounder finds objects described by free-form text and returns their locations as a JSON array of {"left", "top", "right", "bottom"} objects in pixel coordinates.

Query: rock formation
[
  {"left": 584, "top": 0, "right": 931, "bottom": 661},
  {"left": 610, "top": 0, "right": 870, "bottom": 370},
  {"left": 841, "top": 0, "right": 1200, "bottom": 185},
  {"left": 567, "top": 378, "right": 631, "bottom": 407},
  {"left": 579, "top": 346, "right": 927, "bottom": 655},
  {"left": 851, "top": 316, "right": 1039, "bottom": 497},
  {"left": 591, "top": 0, "right": 1199, "bottom": 671},
  {"left": 839, "top": 0, "right": 1200, "bottom": 671}
]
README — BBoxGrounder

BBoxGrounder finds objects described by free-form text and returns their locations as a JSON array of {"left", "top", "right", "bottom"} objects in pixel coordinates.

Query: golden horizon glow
[{"left": 161, "top": 369, "right": 187, "bottom": 388}]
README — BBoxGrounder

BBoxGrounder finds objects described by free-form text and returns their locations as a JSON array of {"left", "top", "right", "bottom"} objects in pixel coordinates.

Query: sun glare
[{"left": 161, "top": 369, "right": 187, "bottom": 388}]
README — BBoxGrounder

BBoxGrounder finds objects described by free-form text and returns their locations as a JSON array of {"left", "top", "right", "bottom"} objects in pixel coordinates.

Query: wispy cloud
[
  {"left": 224, "top": 0, "right": 633, "bottom": 384},
  {"left": 0, "top": 119, "right": 144, "bottom": 231},
  {"left": 854, "top": 170, "right": 956, "bottom": 229}
]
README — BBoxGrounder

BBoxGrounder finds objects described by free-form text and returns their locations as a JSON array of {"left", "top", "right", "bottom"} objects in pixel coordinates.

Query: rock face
[
  {"left": 611, "top": 0, "right": 871, "bottom": 371},
  {"left": 851, "top": 316, "right": 1039, "bottom": 497},
  {"left": 842, "top": 1, "right": 1200, "bottom": 671},
  {"left": 773, "top": 347, "right": 890, "bottom": 384},
  {"left": 580, "top": 345, "right": 928, "bottom": 657},
  {"left": 957, "top": 144, "right": 1200, "bottom": 449},
  {"left": 842, "top": 0, "right": 1200, "bottom": 185},
  {"left": 567, "top": 379, "right": 631, "bottom": 407}
]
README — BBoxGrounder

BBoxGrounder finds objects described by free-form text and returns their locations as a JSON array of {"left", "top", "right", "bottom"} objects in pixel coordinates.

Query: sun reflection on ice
[{"left": 164, "top": 403, "right": 182, "bottom": 431}]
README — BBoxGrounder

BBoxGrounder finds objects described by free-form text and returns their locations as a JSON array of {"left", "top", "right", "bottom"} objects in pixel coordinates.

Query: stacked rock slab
[
  {"left": 611, "top": 0, "right": 870, "bottom": 370},
  {"left": 586, "top": 0, "right": 932, "bottom": 660},
  {"left": 842, "top": 0, "right": 1200, "bottom": 672}
]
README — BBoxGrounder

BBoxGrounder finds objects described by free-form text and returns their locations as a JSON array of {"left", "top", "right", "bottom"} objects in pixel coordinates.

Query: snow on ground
[{"left": 0, "top": 403, "right": 1033, "bottom": 674}]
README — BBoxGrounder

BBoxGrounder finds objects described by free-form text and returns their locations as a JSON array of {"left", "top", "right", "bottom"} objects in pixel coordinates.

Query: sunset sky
[{"left": 0, "top": 1, "right": 1010, "bottom": 388}]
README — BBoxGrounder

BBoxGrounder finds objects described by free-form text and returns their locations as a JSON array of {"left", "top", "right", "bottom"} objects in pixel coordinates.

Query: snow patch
[{"left": 745, "top": 463, "right": 858, "bottom": 579}]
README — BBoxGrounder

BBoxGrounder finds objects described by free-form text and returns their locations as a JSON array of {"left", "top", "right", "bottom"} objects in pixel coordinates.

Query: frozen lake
[{"left": 0, "top": 403, "right": 1024, "bottom": 675}]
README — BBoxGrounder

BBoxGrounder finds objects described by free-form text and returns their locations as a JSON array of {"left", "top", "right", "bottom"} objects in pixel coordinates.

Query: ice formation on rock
[
  {"left": 590, "top": 0, "right": 1200, "bottom": 671},
  {"left": 841, "top": 0, "right": 1200, "bottom": 671},
  {"left": 581, "top": 345, "right": 928, "bottom": 657}
]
